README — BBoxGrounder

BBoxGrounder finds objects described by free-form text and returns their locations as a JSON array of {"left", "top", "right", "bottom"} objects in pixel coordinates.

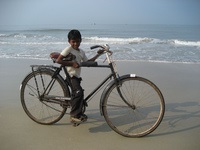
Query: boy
[{"left": 56, "top": 29, "right": 103, "bottom": 123}]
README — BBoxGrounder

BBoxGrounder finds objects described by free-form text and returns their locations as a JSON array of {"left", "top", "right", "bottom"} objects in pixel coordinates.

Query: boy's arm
[
  {"left": 88, "top": 50, "right": 104, "bottom": 61},
  {"left": 88, "top": 54, "right": 101, "bottom": 62},
  {"left": 56, "top": 54, "right": 79, "bottom": 68}
]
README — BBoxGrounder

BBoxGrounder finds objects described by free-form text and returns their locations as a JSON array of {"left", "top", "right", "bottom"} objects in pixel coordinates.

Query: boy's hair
[{"left": 68, "top": 29, "right": 82, "bottom": 41}]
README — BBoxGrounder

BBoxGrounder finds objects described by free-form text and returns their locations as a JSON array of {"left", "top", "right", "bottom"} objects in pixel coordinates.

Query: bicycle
[{"left": 20, "top": 44, "right": 165, "bottom": 137}]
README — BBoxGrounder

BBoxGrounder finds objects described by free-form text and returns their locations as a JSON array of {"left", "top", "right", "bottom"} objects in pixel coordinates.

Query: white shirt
[{"left": 61, "top": 46, "right": 88, "bottom": 78}]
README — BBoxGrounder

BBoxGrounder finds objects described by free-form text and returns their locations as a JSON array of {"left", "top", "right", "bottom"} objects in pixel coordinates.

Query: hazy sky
[{"left": 0, "top": 0, "right": 200, "bottom": 26}]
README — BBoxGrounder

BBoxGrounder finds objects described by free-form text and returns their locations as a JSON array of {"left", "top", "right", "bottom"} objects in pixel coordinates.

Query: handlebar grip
[{"left": 90, "top": 45, "right": 102, "bottom": 49}]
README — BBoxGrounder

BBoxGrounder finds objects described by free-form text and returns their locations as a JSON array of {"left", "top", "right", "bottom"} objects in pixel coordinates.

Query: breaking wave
[{"left": 83, "top": 37, "right": 200, "bottom": 47}]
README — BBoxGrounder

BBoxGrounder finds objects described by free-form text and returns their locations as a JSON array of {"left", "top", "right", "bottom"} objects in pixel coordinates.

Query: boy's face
[{"left": 68, "top": 39, "right": 81, "bottom": 50}]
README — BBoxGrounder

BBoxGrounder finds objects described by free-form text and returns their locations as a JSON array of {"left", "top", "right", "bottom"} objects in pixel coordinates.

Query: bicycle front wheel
[
  {"left": 20, "top": 70, "right": 69, "bottom": 125},
  {"left": 102, "top": 76, "right": 165, "bottom": 137}
]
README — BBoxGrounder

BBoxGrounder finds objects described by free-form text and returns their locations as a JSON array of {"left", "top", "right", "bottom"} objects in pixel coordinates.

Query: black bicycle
[{"left": 20, "top": 44, "right": 165, "bottom": 137}]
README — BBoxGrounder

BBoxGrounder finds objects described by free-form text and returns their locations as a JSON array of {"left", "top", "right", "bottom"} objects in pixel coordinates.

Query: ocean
[{"left": 0, "top": 24, "right": 200, "bottom": 63}]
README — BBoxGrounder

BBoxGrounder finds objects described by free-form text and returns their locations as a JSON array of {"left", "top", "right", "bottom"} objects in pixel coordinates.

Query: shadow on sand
[{"left": 55, "top": 101, "right": 200, "bottom": 137}]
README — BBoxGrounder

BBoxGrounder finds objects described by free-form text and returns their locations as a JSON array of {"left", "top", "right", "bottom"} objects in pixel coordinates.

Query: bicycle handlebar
[
  {"left": 90, "top": 45, "right": 103, "bottom": 49},
  {"left": 90, "top": 44, "right": 112, "bottom": 54}
]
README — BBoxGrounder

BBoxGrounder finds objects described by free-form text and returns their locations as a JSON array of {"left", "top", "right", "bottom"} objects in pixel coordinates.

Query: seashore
[{"left": 0, "top": 58, "right": 200, "bottom": 150}]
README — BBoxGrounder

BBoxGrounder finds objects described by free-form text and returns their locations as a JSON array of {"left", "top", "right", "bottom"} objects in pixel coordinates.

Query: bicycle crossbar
[
  {"left": 80, "top": 61, "right": 111, "bottom": 68},
  {"left": 81, "top": 65, "right": 110, "bottom": 68}
]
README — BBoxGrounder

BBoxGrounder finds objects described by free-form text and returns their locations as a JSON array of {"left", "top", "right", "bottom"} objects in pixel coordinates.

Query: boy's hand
[
  {"left": 97, "top": 49, "right": 104, "bottom": 55},
  {"left": 72, "top": 62, "right": 80, "bottom": 68}
]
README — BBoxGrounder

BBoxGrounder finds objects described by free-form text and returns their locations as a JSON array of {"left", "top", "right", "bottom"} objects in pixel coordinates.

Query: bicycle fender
[
  {"left": 99, "top": 74, "right": 136, "bottom": 116},
  {"left": 20, "top": 68, "right": 70, "bottom": 95},
  {"left": 42, "top": 68, "right": 71, "bottom": 93}
]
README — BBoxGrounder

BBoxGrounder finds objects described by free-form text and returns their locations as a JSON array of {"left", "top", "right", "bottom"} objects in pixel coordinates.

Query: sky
[{"left": 0, "top": 0, "right": 200, "bottom": 27}]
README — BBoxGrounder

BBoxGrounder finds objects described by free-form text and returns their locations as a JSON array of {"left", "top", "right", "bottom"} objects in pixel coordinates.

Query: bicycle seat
[
  {"left": 50, "top": 52, "right": 60, "bottom": 63},
  {"left": 50, "top": 52, "right": 60, "bottom": 62}
]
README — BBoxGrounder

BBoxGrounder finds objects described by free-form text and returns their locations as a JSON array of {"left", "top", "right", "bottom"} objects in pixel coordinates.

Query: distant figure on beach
[{"left": 56, "top": 29, "right": 103, "bottom": 123}]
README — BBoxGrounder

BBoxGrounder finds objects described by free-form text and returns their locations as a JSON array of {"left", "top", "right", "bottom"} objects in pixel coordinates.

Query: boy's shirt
[{"left": 61, "top": 46, "right": 88, "bottom": 78}]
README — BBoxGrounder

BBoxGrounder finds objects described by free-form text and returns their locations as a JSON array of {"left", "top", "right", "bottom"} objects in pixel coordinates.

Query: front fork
[
  {"left": 115, "top": 76, "right": 136, "bottom": 110},
  {"left": 110, "top": 62, "right": 136, "bottom": 110}
]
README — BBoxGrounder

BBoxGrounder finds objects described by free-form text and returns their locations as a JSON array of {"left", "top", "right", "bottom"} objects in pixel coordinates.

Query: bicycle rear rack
[{"left": 30, "top": 65, "right": 60, "bottom": 71}]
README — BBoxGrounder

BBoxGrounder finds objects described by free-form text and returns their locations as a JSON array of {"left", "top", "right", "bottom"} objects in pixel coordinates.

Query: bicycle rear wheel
[
  {"left": 102, "top": 76, "right": 165, "bottom": 137},
  {"left": 20, "top": 70, "right": 69, "bottom": 125}
]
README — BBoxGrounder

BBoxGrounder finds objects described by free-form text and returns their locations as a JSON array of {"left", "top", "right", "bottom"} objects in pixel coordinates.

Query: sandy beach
[{"left": 0, "top": 58, "right": 200, "bottom": 150}]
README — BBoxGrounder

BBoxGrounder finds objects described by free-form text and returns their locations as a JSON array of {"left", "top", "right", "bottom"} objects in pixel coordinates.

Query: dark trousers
[{"left": 70, "top": 76, "right": 84, "bottom": 117}]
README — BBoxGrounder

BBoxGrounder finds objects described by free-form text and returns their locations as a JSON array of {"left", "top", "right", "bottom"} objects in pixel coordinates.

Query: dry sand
[{"left": 0, "top": 58, "right": 200, "bottom": 150}]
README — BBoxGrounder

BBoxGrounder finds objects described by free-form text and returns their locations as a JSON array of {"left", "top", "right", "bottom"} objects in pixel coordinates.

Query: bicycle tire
[
  {"left": 20, "top": 69, "right": 69, "bottom": 125},
  {"left": 102, "top": 75, "right": 165, "bottom": 137}
]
